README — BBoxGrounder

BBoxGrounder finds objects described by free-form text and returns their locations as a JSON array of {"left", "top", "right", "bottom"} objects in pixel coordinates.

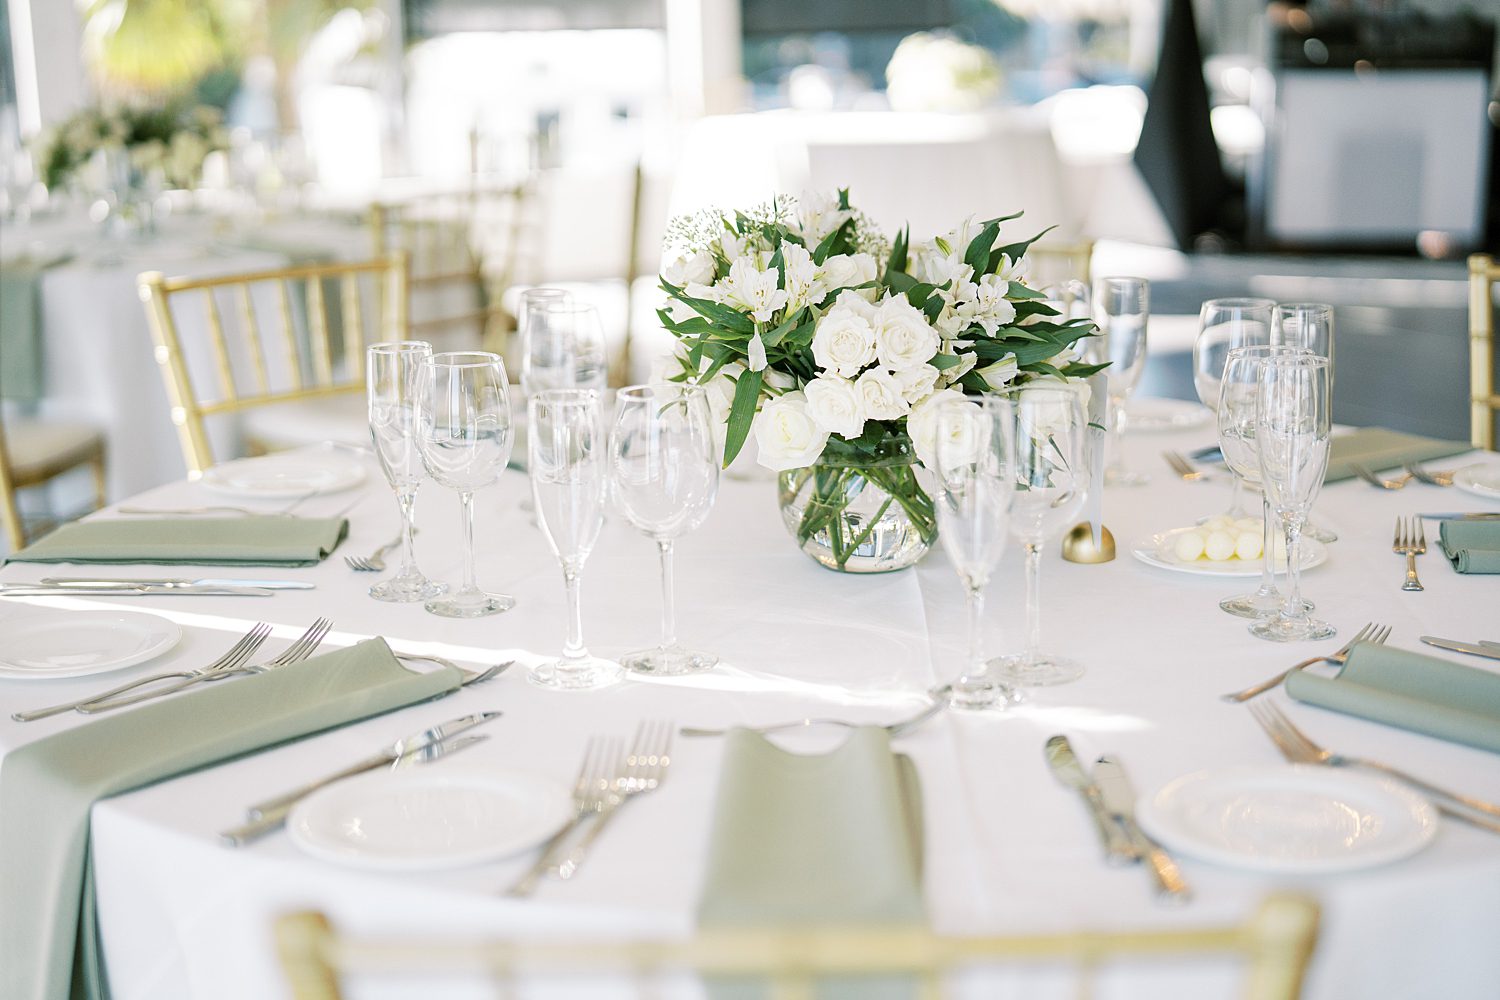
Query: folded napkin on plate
[
  {"left": 0, "top": 638, "right": 460, "bottom": 1000},
  {"left": 6, "top": 516, "right": 348, "bottom": 567},
  {"left": 1285, "top": 643, "right": 1500, "bottom": 753},
  {"left": 1438, "top": 520, "right": 1500, "bottom": 574},
  {"left": 1324, "top": 427, "right": 1473, "bottom": 483}
]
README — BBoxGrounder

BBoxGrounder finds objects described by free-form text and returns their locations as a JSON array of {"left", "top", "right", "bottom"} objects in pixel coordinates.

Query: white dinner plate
[
  {"left": 1130, "top": 527, "right": 1327, "bottom": 577},
  {"left": 287, "top": 768, "right": 571, "bottom": 872},
  {"left": 1125, "top": 397, "right": 1213, "bottom": 433},
  {"left": 1137, "top": 765, "right": 1438, "bottom": 874},
  {"left": 200, "top": 451, "right": 365, "bottom": 499},
  {"left": 0, "top": 611, "right": 182, "bottom": 680},
  {"left": 1452, "top": 464, "right": 1500, "bottom": 501}
]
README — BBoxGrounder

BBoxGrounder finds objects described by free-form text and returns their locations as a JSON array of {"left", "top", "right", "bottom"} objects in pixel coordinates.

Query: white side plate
[
  {"left": 1452, "top": 464, "right": 1500, "bottom": 501},
  {"left": 287, "top": 768, "right": 571, "bottom": 872},
  {"left": 201, "top": 450, "right": 365, "bottom": 499},
  {"left": 1125, "top": 397, "right": 1213, "bottom": 433},
  {"left": 0, "top": 611, "right": 182, "bottom": 679},
  {"left": 1137, "top": 764, "right": 1438, "bottom": 874},
  {"left": 1130, "top": 528, "right": 1327, "bottom": 577}
]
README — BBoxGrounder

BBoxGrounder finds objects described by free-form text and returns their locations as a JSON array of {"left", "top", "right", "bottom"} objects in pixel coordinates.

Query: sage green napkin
[
  {"left": 1325, "top": 428, "right": 1472, "bottom": 483},
  {"left": 0, "top": 637, "right": 461, "bottom": 1000},
  {"left": 7, "top": 516, "right": 348, "bottom": 567},
  {"left": 1, "top": 264, "right": 46, "bottom": 404},
  {"left": 1285, "top": 643, "right": 1500, "bottom": 753},
  {"left": 1438, "top": 520, "right": 1500, "bottom": 574}
]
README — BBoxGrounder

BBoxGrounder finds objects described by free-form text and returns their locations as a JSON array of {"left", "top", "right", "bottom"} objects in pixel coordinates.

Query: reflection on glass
[{"left": 366, "top": 341, "right": 445, "bottom": 602}]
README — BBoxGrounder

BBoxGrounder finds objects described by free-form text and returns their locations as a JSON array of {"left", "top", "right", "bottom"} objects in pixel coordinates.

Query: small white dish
[
  {"left": 0, "top": 611, "right": 182, "bottom": 680},
  {"left": 1125, "top": 397, "right": 1212, "bottom": 433},
  {"left": 1452, "top": 464, "right": 1500, "bottom": 500},
  {"left": 201, "top": 450, "right": 365, "bottom": 500},
  {"left": 1136, "top": 764, "right": 1438, "bottom": 874},
  {"left": 1130, "top": 528, "right": 1327, "bottom": 577},
  {"left": 287, "top": 768, "right": 571, "bottom": 872}
]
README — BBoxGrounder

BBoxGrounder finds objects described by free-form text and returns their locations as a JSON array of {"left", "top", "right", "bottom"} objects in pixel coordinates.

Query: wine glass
[
  {"left": 1275, "top": 302, "right": 1337, "bottom": 544},
  {"left": 1193, "top": 297, "right": 1276, "bottom": 518},
  {"left": 414, "top": 352, "right": 516, "bottom": 618},
  {"left": 523, "top": 298, "right": 608, "bottom": 397},
  {"left": 609, "top": 384, "right": 721, "bottom": 675},
  {"left": 933, "top": 396, "right": 1017, "bottom": 711},
  {"left": 366, "top": 341, "right": 446, "bottom": 602},
  {"left": 528, "top": 389, "right": 623, "bottom": 690},
  {"left": 1088, "top": 276, "right": 1149, "bottom": 486},
  {"left": 517, "top": 287, "right": 572, "bottom": 398},
  {"left": 988, "top": 385, "right": 1089, "bottom": 687},
  {"left": 1252, "top": 354, "right": 1335, "bottom": 643}
]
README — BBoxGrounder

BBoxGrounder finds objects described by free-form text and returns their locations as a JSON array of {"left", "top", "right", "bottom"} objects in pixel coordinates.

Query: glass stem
[
  {"left": 1281, "top": 517, "right": 1304, "bottom": 622},
  {"left": 964, "top": 583, "right": 986, "bottom": 677},
  {"left": 1109, "top": 396, "right": 1126, "bottom": 476},
  {"left": 562, "top": 566, "right": 587, "bottom": 661},
  {"left": 1024, "top": 540, "right": 1043, "bottom": 661},
  {"left": 657, "top": 539, "right": 677, "bottom": 651},
  {"left": 1256, "top": 494, "right": 1277, "bottom": 597},
  {"left": 396, "top": 487, "right": 418, "bottom": 577},
  {"left": 1228, "top": 475, "right": 1243, "bottom": 518},
  {"left": 459, "top": 490, "right": 478, "bottom": 595}
]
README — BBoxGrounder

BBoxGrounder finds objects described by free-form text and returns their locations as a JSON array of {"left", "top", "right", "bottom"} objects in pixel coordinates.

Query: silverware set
[
  {"left": 1161, "top": 451, "right": 1213, "bottom": 483},
  {"left": 1420, "top": 636, "right": 1500, "bottom": 661},
  {"left": 1394, "top": 516, "right": 1427, "bottom": 592},
  {"left": 344, "top": 531, "right": 406, "bottom": 572},
  {"left": 1351, "top": 463, "right": 1457, "bottom": 490},
  {"left": 1221, "top": 621, "right": 1391, "bottom": 704}
]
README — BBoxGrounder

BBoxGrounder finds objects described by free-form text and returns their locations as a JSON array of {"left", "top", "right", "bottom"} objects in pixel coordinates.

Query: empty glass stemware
[
  {"left": 1089, "top": 276, "right": 1150, "bottom": 486},
  {"left": 934, "top": 396, "right": 1017, "bottom": 710},
  {"left": 1275, "top": 302, "right": 1337, "bottom": 544},
  {"left": 609, "top": 384, "right": 721, "bottom": 675},
  {"left": 415, "top": 352, "right": 516, "bottom": 618},
  {"left": 1193, "top": 297, "right": 1276, "bottom": 518},
  {"left": 524, "top": 297, "right": 608, "bottom": 397},
  {"left": 366, "top": 341, "right": 445, "bottom": 602},
  {"left": 988, "top": 385, "right": 1090, "bottom": 687},
  {"left": 529, "top": 389, "right": 622, "bottom": 690},
  {"left": 517, "top": 287, "right": 572, "bottom": 399}
]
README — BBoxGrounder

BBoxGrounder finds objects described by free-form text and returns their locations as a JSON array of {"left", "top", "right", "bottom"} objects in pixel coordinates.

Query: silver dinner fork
[
  {"left": 555, "top": 721, "right": 674, "bottom": 880},
  {"left": 344, "top": 530, "right": 407, "bottom": 572},
  {"left": 1246, "top": 702, "right": 1500, "bottom": 832},
  {"left": 1162, "top": 451, "right": 1212, "bottom": 483},
  {"left": 505, "top": 737, "right": 624, "bottom": 897},
  {"left": 11, "top": 622, "right": 274, "bottom": 722},
  {"left": 1404, "top": 462, "right": 1455, "bottom": 487},
  {"left": 1394, "top": 516, "right": 1427, "bottom": 592},
  {"left": 1220, "top": 622, "right": 1390, "bottom": 703},
  {"left": 1351, "top": 464, "right": 1412, "bottom": 490},
  {"left": 680, "top": 700, "right": 944, "bottom": 739}
]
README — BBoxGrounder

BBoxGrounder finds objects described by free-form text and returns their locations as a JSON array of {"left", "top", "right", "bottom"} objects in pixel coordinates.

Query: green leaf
[
  {"left": 884, "top": 225, "right": 909, "bottom": 280},
  {"left": 933, "top": 235, "right": 953, "bottom": 256},
  {"left": 1061, "top": 361, "right": 1110, "bottom": 378},
  {"left": 761, "top": 308, "right": 806, "bottom": 348},
  {"left": 1006, "top": 282, "right": 1048, "bottom": 300},
  {"left": 837, "top": 188, "right": 850, "bottom": 211},
  {"left": 904, "top": 281, "right": 939, "bottom": 308},
  {"left": 886, "top": 270, "right": 917, "bottom": 294},
  {"left": 981, "top": 210, "right": 1026, "bottom": 227},
  {"left": 922, "top": 294, "right": 945, "bottom": 323},
  {"left": 991, "top": 226, "right": 1057, "bottom": 269},
  {"left": 928, "top": 352, "right": 964, "bottom": 370},
  {"left": 722, "top": 368, "right": 764, "bottom": 468},
  {"left": 963, "top": 219, "right": 1000, "bottom": 274},
  {"left": 957, "top": 371, "right": 991, "bottom": 393}
]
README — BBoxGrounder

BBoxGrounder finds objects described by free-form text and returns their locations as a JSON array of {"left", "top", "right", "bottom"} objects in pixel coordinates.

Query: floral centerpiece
[
  {"left": 37, "top": 103, "right": 227, "bottom": 196},
  {"left": 656, "top": 190, "right": 1104, "bottom": 572}
]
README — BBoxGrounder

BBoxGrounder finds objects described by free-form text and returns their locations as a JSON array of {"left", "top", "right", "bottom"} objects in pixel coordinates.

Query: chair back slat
[
  {"left": 238, "top": 283, "right": 271, "bottom": 396},
  {"left": 341, "top": 272, "right": 364, "bottom": 381},
  {"left": 277, "top": 279, "right": 305, "bottom": 392},
  {"left": 306, "top": 274, "right": 333, "bottom": 388},
  {"left": 202, "top": 289, "right": 238, "bottom": 404},
  {"left": 1469, "top": 253, "right": 1499, "bottom": 450}
]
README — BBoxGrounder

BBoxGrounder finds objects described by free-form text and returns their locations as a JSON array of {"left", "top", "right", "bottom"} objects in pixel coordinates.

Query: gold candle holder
[{"left": 1062, "top": 522, "right": 1116, "bottom": 563}]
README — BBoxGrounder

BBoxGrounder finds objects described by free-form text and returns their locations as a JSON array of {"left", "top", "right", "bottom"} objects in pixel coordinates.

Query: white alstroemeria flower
[
  {"left": 893, "top": 363, "right": 940, "bottom": 405},
  {"left": 804, "top": 376, "right": 867, "bottom": 439},
  {"left": 939, "top": 351, "right": 978, "bottom": 386},
  {"left": 721, "top": 257, "right": 788, "bottom": 323},
  {"left": 747, "top": 331, "right": 768, "bottom": 371},
  {"left": 992, "top": 252, "right": 1029, "bottom": 284},
  {"left": 873, "top": 295, "right": 940, "bottom": 372},
  {"left": 811, "top": 304, "right": 877, "bottom": 378},
  {"left": 780, "top": 242, "right": 823, "bottom": 312},
  {"left": 753, "top": 391, "right": 830, "bottom": 471},
  {"left": 955, "top": 273, "right": 1018, "bottom": 335},
  {"left": 664, "top": 249, "right": 716, "bottom": 288},
  {"left": 911, "top": 248, "right": 974, "bottom": 293},
  {"left": 975, "top": 355, "right": 1020, "bottom": 390},
  {"left": 796, "top": 191, "right": 854, "bottom": 242},
  {"left": 683, "top": 279, "right": 722, "bottom": 304},
  {"left": 855, "top": 368, "right": 911, "bottom": 420},
  {"left": 908, "top": 388, "right": 973, "bottom": 471},
  {"left": 763, "top": 367, "right": 797, "bottom": 391},
  {"left": 718, "top": 232, "right": 748, "bottom": 261},
  {"left": 818, "top": 253, "right": 878, "bottom": 300}
]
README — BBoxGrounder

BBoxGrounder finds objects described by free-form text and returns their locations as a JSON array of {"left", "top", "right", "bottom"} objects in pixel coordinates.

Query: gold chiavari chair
[
  {"left": 1468, "top": 253, "right": 1499, "bottom": 450},
  {"left": 275, "top": 894, "right": 1319, "bottom": 1000},
  {"left": 0, "top": 413, "right": 106, "bottom": 550},
  {"left": 137, "top": 257, "right": 406, "bottom": 478}
]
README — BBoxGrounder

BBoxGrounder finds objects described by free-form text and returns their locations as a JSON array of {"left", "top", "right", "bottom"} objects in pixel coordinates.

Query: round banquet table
[{"left": 1, "top": 419, "right": 1498, "bottom": 1000}]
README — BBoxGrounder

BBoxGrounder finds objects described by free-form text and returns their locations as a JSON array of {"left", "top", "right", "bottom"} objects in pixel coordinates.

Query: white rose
[
  {"left": 908, "top": 388, "right": 975, "bottom": 471},
  {"left": 753, "top": 391, "right": 830, "bottom": 471},
  {"left": 873, "top": 295, "right": 940, "bottom": 372},
  {"left": 817, "top": 252, "right": 878, "bottom": 299},
  {"left": 664, "top": 249, "right": 716, "bottom": 288},
  {"left": 894, "top": 364, "right": 940, "bottom": 405},
  {"left": 811, "top": 306, "right": 877, "bottom": 378},
  {"left": 833, "top": 288, "right": 878, "bottom": 322},
  {"left": 855, "top": 368, "right": 910, "bottom": 420},
  {"left": 975, "top": 355, "right": 1019, "bottom": 391},
  {"left": 804, "top": 376, "right": 866, "bottom": 439}
]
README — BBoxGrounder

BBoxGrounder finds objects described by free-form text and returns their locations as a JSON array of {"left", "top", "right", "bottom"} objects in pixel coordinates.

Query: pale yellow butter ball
[
  {"left": 1204, "top": 530, "right": 1237, "bottom": 561},
  {"left": 1234, "top": 531, "right": 1262, "bottom": 560},
  {"left": 1173, "top": 530, "right": 1206, "bottom": 561}
]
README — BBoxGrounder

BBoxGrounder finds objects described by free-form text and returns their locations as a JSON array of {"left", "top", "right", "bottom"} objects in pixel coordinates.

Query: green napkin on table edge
[
  {"left": 1324, "top": 427, "right": 1473, "bottom": 483},
  {"left": 1285, "top": 643, "right": 1500, "bottom": 754},
  {"left": 6, "top": 517, "right": 348, "bottom": 567},
  {"left": 1439, "top": 520, "right": 1500, "bottom": 574},
  {"left": 0, "top": 637, "right": 461, "bottom": 1000}
]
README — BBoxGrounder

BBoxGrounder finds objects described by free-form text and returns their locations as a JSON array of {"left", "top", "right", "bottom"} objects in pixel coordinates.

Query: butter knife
[
  {"left": 1420, "top": 636, "right": 1500, "bottom": 661},
  {"left": 0, "top": 583, "right": 275, "bottom": 597},
  {"left": 42, "top": 577, "right": 315, "bottom": 590},
  {"left": 1094, "top": 756, "right": 1192, "bottom": 904},
  {"left": 1418, "top": 512, "right": 1500, "bottom": 521},
  {"left": 1044, "top": 736, "right": 1134, "bottom": 865}
]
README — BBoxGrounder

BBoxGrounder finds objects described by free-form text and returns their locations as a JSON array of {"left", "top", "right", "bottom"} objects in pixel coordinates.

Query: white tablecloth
[{"left": 1, "top": 423, "right": 1498, "bottom": 999}]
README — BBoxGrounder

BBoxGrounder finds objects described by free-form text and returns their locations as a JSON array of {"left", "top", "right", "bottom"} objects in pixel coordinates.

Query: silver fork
[
  {"left": 1162, "top": 451, "right": 1212, "bottom": 483},
  {"left": 1220, "top": 622, "right": 1390, "bottom": 703},
  {"left": 1247, "top": 702, "right": 1500, "bottom": 832},
  {"left": 1351, "top": 464, "right": 1411, "bottom": 490},
  {"left": 1395, "top": 516, "right": 1426, "bottom": 592},
  {"left": 11, "top": 622, "right": 274, "bottom": 722},
  {"left": 76, "top": 617, "right": 333, "bottom": 713},
  {"left": 556, "top": 721, "right": 674, "bottom": 880},
  {"left": 505, "top": 737, "right": 624, "bottom": 897},
  {"left": 1404, "top": 462, "right": 1455, "bottom": 487},
  {"left": 344, "top": 530, "right": 409, "bottom": 572},
  {"left": 680, "top": 701, "right": 944, "bottom": 739}
]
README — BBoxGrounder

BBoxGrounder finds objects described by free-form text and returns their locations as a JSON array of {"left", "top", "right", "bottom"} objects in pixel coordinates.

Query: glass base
[
  {"left": 621, "top": 644, "right": 718, "bottom": 676},
  {"left": 1220, "top": 592, "right": 1313, "bottom": 619},
  {"left": 1250, "top": 617, "right": 1336, "bottom": 643},
  {"left": 1105, "top": 469, "right": 1150, "bottom": 487},
  {"left": 1304, "top": 520, "right": 1338, "bottom": 543},
  {"left": 987, "top": 652, "right": 1085, "bottom": 687},
  {"left": 424, "top": 589, "right": 516, "bottom": 618},
  {"left": 940, "top": 675, "right": 1017, "bottom": 711},
  {"left": 369, "top": 574, "right": 446, "bottom": 603},
  {"left": 529, "top": 655, "right": 624, "bottom": 691}
]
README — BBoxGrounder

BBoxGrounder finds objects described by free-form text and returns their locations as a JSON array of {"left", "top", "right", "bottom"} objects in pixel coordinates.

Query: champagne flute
[
  {"left": 529, "top": 389, "right": 622, "bottom": 690},
  {"left": 933, "top": 396, "right": 1017, "bottom": 711},
  {"left": 415, "top": 352, "right": 516, "bottom": 618},
  {"left": 1089, "top": 276, "right": 1149, "bottom": 486},
  {"left": 524, "top": 298, "right": 608, "bottom": 397},
  {"left": 1193, "top": 297, "right": 1276, "bottom": 518},
  {"left": 366, "top": 341, "right": 445, "bottom": 602},
  {"left": 518, "top": 287, "right": 572, "bottom": 398},
  {"left": 1275, "top": 302, "right": 1337, "bottom": 543},
  {"left": 1252, "top": 354, "right": 1335, "bottom": 642},
  {"left": 988, "top": 385, "right": 1089, "bottom": 687},
  {"left": 609, "top": 384, "right": 720, "bottom": 675}
]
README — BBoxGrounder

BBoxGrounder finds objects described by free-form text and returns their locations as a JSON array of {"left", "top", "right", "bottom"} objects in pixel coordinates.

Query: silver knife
[
  {"left": 42, "top": 577, "right": 315, "bottom": 590},
  {"left": 1483, "top": 641, "right": 1500, "bottom": 651},
  {"left": 1094, "top": 756, "right": 1192, "bottom": 904},
  {"left": 245, "top": 710, "right": 504, "bottom": 818},
  {"left": 1044, "top": 735, "right": 1134, "bottom": 866},
  {"left": 220, "top": 733, "right": 491, "bottom": 846},
  {"left": 0, "top": 583, "right": 275, "bottom": 597},
  {"left": 1420, "top": 636, "right": 1500, "bottom": 661},
  {"left": 1419, "top": 512, "right": 1500, "bottom": 521}
]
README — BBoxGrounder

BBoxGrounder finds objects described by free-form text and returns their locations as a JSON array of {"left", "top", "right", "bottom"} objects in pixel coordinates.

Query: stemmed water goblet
[
  {"left": 933, "top": 396, "right": 1017, "bottom": 710},
  {"left": 1088, "top": 276, "right": 1149, "bottom": 486},
  {"left": 609, "top": 384, "right": 721, "bottom": 675},
  {"left": 1252, "top": 354, "right": 1335, "bottom": 642},
  {"left": 528, "top": 389, "right": 623, "bottom": 690},
  {"left": 1193, "top": 297, "right": 1276, "bottom": 518},
  {"left": 414, "top": 351, "right": 516, "bottom": 618},
  {"left": 518, "top": 287, "right": 572, "bottom": 398},
  {"left": 524, "top": 297, "right": 608, "bottom": 397},
  {"left": 988, "top": 385, "right": 1090, "bottom": 687},
  {"left": 1275, "top": 302, "right": 1337, "bottom": 543}
]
